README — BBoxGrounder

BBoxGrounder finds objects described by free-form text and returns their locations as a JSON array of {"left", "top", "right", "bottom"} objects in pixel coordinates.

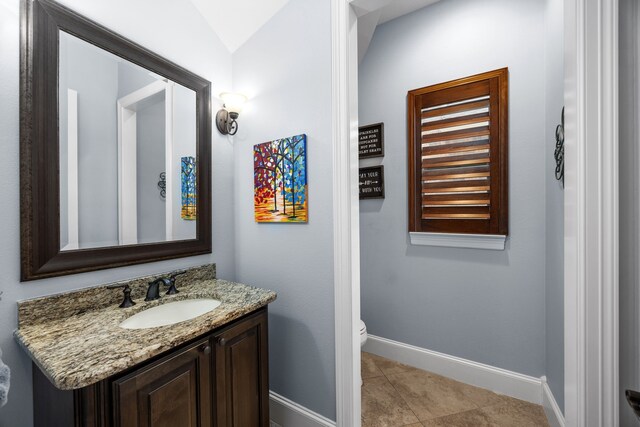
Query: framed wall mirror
[{"left": 20, "top": 0, "right": 212, "bottom": 281}]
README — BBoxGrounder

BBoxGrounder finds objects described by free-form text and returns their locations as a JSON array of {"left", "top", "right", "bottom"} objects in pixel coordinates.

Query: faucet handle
[
  {"left": 165, "top": 270, "right": 186, "bottom": 295},
  {"left": 106, "top": 284, "right": 136, "bottom": 308},
  {"left": 169, "top": 270, "right": 187, "bottom": 280}
]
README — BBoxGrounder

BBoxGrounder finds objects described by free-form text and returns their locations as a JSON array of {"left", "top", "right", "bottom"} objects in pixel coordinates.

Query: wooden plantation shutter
[{"left": 407, "top": 68, "right": 508, "bottom": 235}]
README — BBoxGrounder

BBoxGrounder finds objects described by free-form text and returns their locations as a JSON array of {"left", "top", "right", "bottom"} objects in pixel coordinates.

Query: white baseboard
[
  {"left": 269, "top": 391, "right": 336, "bottom": 427},
  {"left": 541, "top": 377, "right": 565, "bottom": 427},
  {"left": 363, "top": 335, "right": 543, "bottom": 404},
  {"left": 269, "top": 336, "right": 565, "bottom": 427}
]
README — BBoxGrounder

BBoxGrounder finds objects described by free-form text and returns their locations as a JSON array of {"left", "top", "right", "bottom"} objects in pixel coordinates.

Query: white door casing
[
  {"left": 564, "top": 0, "right": 619, "bottom": 426},
  {"left": 332, "top": 0, "right": 362, "bottom": 426}
]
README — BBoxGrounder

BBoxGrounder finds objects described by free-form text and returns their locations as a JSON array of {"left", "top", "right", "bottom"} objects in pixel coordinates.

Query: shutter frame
[{"left": 407, "top": 68, "right": 509, "bottom": 235}]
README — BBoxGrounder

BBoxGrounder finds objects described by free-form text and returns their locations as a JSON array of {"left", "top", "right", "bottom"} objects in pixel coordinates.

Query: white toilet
[
  {"left": 360, "top": 320, "right": 368, "bottom": 386},
  {"left": 360, "top": 320, "right": 368, "bottom": 347}
]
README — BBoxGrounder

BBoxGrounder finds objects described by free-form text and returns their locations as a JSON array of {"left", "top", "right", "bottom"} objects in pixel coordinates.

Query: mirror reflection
[{"left": 58, "top": 31, "right": 197, "bottom": 251}]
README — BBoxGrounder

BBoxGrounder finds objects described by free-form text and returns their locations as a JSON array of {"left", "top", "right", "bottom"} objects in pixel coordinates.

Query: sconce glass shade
[{"left": 220, "top": 92, "right": 247, "bottom": 115}]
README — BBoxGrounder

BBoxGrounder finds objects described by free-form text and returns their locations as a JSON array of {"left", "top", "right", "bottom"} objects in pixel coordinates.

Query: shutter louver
[
  {"left": 407, "top": 68, "right": 508, "bottom": 235},
  {"left": 421, "top": 96, "right": 491, "bottom": 220}
]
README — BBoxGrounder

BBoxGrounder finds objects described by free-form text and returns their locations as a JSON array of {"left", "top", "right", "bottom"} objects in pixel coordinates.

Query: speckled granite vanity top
[{"left": 14, "top": 264, "right": 276, "bottom": 390}]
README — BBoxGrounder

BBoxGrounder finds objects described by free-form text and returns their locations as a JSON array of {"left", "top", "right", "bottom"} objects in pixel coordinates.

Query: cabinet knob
[
  {"left": 217, "top": 337, "right": 226, "bottom": 346},
  {"left": 201, "top": 344, "right": 211, "bottom": 354}
]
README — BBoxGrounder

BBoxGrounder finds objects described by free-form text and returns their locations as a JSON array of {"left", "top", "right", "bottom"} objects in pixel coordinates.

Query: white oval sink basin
[{"left": 119, "top": 298, "right": 221, "bottom": 329}]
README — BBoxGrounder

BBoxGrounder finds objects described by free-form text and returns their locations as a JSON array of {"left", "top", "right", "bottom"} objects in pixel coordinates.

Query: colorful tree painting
[
  {"left": 181, "top": 156, "right": 197, "bottom": 220},
  {"left": 254, "top": 134, "right": 307, "bottom": 223}
]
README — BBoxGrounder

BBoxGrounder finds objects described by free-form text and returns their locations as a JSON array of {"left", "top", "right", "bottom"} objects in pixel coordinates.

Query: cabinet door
[
  {"left": 113, "top": 338, "right": 212, "bottom": 427},
  {"left": 214, "top": 309, "right": 269, "bottom": 427}
]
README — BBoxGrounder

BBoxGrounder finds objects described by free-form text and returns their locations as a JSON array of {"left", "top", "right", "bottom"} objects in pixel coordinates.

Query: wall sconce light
[{"left": 216, "top": 92, "right": 247, "bottom": 135}]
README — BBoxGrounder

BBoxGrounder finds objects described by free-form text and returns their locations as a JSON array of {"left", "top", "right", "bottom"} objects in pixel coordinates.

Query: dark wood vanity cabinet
[
  {"left": 33, "top": 308, "right": 269, "bottom": 427},
  {"left": 112, "top": 337, "right": 212, "bottom": 427},
  {"left": 213, "top": 310, "right": 269, "bottom": 427}
]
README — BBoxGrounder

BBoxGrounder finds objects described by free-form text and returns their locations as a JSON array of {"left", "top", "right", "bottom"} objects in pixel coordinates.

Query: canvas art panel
[
  {"left": 181, "top": 156, "right": 197, "bottom": 220},
  {"left": 254, "top": 134, "right": 307, "bottom": 223}
]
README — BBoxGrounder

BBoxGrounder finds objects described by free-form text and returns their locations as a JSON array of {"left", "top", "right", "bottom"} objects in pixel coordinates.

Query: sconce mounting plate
[
  {"left": 216, "top": 109, "right": 238, "bottom": 135},
  {"left": 216, "top": 109, "right": 229, "bottom": 134}
]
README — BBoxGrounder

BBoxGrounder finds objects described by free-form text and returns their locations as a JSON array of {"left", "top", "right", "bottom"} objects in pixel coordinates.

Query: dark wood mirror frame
[{"left": 20, "top": 0, "right": 212, "bottom": 281}]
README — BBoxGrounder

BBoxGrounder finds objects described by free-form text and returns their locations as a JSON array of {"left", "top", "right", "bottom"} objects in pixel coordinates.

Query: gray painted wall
[
  {"left": 172, "top": 85, "right": 197, "bottom": 241},
  {"left": 117, "top": 60, "right": 157, "bottom": 99},
  {"left": 544, "top": 0, "right": 565, "bottom": 413},
  {"left": 136, "top": 98, "right": 166, "bottom": 244},
  {"left": 60, "top": 32, "right": 120, "bottom": 249},
  {"left": 619, "top": 0, "right": 639, "bottom": 424},
  {"left": 232, "top": 0, "right": 336, "bottom": 420},
  {"left": 0, "top": 0, "right": 233, "bottom": 424},
  {"left": 358, "top": 0, "right": 548, "bottom": 378}
]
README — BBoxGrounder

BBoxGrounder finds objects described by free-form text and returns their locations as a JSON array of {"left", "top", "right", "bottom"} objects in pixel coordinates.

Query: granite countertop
[{"left": 14, "top": 265, "right": 276, "bottom": 390}]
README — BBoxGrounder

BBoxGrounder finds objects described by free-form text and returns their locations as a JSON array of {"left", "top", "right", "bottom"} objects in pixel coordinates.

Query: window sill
[{"left": 409, "top": 232, "right": 507, "bottom": 250}]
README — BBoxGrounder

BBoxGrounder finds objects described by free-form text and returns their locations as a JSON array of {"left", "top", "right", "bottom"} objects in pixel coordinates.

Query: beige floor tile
[
  {"left": 386, "top": 370, "right": 479, "bottom": 420},
  {"left": 362, "top": 352, "right": 385, "bottom": 379},
  {"left": 361, "top": 375, "right": 420, "bottom": 427},
  {"left": 425, "top": 372, "right": 505, "bottom": 408},
  {"left": 420, "top": 407, "right": 497, "bottom": 426},
  {"left": 360, "top": 352, "right": 548, "bottom": 427},
  {"left": 481, "top": 400, "right": 549, "bottom": 426},
  {"left": 421, "top": 400, "right": 549, "bottom": 427},
  {"left": 363, "top": 375, "right": 391, "bottom": 389},
  {"left": 367, "top": 352, "right": 414, "bottom": 377},
  {"left": 498, "top": 395, "right": 540, "bottom": 409}
]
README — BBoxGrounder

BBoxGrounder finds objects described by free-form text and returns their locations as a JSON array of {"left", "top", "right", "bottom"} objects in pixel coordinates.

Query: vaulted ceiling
[
  {"left": 354, "top": 0, "right": 441, "bottom": 62},
  {"left": 189, "top": 0, "right": 440, "bottom": 56},
  {"left": 189, "top": 0, "right": 291, "bottom": 53}
]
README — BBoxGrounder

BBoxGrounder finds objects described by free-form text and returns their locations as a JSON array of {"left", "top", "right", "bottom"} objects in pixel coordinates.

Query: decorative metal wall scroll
[
  {"left": 158, "top": 172, "right": 166, "bottom": 199},
  {"left": 554, "top": 108, "right": 564, "bottom": 187}
]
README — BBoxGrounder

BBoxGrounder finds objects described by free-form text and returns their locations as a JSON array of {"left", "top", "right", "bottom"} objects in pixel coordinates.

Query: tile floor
[{"left": 361, "top": 352, "right": 550, "bottom": 427}]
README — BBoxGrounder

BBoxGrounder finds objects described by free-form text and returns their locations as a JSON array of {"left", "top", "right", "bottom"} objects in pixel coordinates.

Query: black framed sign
[
  {"left": 358, "top": 123, "right": 384, "bottom": 159},
  {"left": 359, "top": 166, "right": 385, "bottom": 199}
]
